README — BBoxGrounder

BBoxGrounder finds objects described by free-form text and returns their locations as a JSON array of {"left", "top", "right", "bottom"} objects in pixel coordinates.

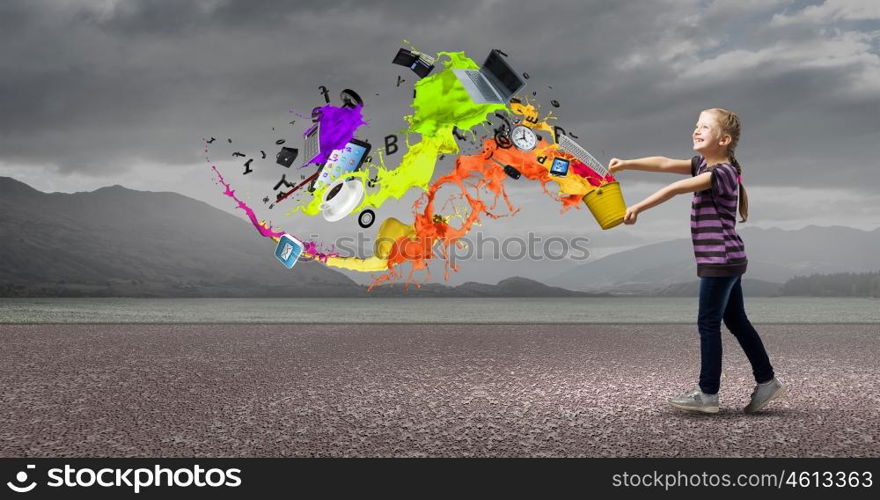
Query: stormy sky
[{"left": 1, "top": 0, "right": 878, "bottom": 284}]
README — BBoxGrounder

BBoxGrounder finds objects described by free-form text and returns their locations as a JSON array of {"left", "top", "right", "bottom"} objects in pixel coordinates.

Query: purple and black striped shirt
[{"left": 690, "top": 155, "right": 747, "bottom": 277}]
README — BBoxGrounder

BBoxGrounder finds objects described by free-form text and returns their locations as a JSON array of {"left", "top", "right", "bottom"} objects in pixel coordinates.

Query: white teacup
[{"left": 321, "top": 177, "right": 365, "bottom": 222}]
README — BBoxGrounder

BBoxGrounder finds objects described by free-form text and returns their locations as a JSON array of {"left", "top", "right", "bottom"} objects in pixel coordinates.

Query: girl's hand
[
  {"left": 623, "top": 205, "right": 640, "bottom": 225},
  {"left": 609, "top": 158, "right": 626, "bottom": 174}
]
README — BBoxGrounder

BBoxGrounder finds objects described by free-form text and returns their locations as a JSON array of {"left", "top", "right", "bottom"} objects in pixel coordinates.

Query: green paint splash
[{"left": 286, "top": 51, "right": 506, "bottom": 217}]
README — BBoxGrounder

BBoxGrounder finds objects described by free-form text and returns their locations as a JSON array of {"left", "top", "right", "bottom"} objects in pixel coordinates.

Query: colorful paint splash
[
  {"left": 287, "top": 51, "right": 505, "bottom": 218},
  {"left": 368, "top": 136, "right": 593, "bottom": 288},
  {"left": 207, "top": 45, "right": 624, "bottom": 288}
]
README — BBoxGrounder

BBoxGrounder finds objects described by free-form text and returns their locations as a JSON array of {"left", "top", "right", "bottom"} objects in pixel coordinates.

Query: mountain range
[
  {"left": 0, "top": 177, "right": 361, "bottom": 297},
  {"left": 548, "top": 225, "right": 880, "bottom": 295},
  {"left": 0, "top": 177, "right": 592, "bottom": 297},
  {"left": 2, "top": 176, "right": 877, "bottom": 297}
]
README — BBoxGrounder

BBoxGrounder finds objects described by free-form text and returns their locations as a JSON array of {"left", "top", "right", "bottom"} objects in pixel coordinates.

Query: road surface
[{"left": 1, "top": 323, "right": 877, "bottom": 457}]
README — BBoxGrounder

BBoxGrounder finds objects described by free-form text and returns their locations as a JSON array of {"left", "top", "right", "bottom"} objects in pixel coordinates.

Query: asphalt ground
[{"left": 1, "top": 323, "right": 877, "bottom": 457}]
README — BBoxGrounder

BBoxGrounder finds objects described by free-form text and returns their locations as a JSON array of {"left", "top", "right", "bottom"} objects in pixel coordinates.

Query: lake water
[{"left": 0, "top": 297, "right": 877, "bottom": 323}]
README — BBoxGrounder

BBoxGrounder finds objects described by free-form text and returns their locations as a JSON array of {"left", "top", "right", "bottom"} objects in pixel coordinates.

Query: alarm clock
[{"left": 511, "top": 125, "right": 537, "bottom": 151}]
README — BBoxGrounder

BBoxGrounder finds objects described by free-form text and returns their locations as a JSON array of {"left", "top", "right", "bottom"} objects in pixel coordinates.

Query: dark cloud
[{"left": 1, "top": 0, "right": 878, "bottom": 284}]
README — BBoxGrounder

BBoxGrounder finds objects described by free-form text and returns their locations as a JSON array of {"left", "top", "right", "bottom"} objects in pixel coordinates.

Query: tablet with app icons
[{"left": 311, "top": 139, "right": 371, "bottom": 191}]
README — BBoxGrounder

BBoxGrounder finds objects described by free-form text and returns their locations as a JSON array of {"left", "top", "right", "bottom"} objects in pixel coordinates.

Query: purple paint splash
[{"left": 306, "top": 104, "right": 368, "bottom": 166}]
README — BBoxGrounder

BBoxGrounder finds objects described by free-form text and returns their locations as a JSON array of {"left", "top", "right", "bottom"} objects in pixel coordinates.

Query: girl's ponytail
[
  {"left": 707, "top": 108, "right": 749, "bottom": 222},
  {"left": 729, "top": 150, "right": 748, "bottom": 223}
]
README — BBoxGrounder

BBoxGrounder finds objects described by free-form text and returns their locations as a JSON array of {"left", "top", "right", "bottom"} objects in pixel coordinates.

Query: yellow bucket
[{"left": 583, "top": 181, "right": 626, "bottom": 230}]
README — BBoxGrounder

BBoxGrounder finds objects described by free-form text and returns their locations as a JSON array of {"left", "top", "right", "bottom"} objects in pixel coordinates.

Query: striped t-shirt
[{"left": 690, "top": 155, "right": 747, "bottom": 277}]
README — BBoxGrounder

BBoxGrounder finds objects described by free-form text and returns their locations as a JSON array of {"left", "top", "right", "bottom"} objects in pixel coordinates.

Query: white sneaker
[
  {"left": 744, "top": 378, "right": 786, "bottom": 414},
  {"left": 667, "top": 387, "right": 719, "bottom": 414}
]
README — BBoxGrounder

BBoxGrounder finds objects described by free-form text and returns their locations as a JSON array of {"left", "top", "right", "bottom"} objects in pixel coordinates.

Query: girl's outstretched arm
[
  {"left": 609, "top": 157, "right": 692, "bottom": 175},
  {"left": 623, "top": 172, "right": 712, "bottom": 224}
]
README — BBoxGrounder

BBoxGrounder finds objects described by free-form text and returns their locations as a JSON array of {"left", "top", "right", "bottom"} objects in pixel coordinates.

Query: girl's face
[{"left": 692, "top": 111, "right": 730, "bottom": 155}]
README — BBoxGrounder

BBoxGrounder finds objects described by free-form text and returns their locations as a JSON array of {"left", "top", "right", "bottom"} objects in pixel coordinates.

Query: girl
[{"left": 608, "top": 108, "right": 784, "bottom": 414}]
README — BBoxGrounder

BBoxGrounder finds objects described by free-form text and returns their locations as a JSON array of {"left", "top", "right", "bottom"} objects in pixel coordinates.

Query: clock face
[{"left": 511, "top": 125, "right": 537, "bottom": 151}]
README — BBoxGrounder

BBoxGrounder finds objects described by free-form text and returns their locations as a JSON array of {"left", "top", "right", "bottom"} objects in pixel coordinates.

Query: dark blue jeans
[{"left": 698, "top": 275, "right": 775, "bottom": 394}]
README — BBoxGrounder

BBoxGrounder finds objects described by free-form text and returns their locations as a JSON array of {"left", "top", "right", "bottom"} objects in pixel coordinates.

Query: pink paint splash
[
  {"left": 212, "top": 166, "right": 285, "bottom": 239},
  {"left": 306, "top": 104, "right": 368, "bottom": 166},
  {"left": 211, "top": 165, "right": 341, "bottom": 263},
  {"left": 571, "top": 161, "right": 615, "bottom": 187},
  {"left": 301, "top": 241, "right": 340, "bottom": 263}
]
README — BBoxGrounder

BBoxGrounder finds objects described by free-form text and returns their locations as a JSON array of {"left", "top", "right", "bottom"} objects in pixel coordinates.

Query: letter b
[{"left": 384, "top": 134, "right": 399, "bottom": 156}]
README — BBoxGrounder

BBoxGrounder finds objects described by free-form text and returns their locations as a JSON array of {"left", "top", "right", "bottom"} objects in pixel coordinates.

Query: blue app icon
[
  {"left": 550, "top": 157, "right": 570, "bottom": 177},
  {"left": 274, "top": 234, "right": 304, "bottom": 269}
]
